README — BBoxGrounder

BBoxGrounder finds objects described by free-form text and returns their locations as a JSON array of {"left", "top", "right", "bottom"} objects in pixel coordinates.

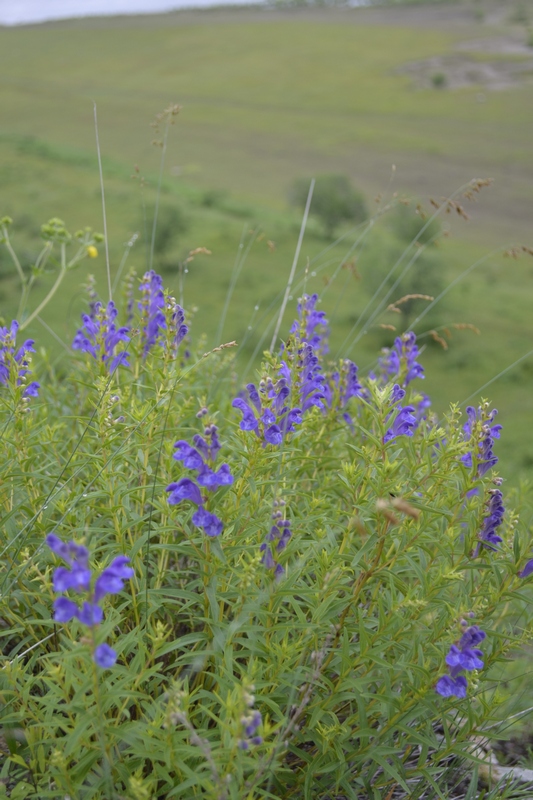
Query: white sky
[{"left": 0, "top": 0, "right": 257, "bottom": 25}]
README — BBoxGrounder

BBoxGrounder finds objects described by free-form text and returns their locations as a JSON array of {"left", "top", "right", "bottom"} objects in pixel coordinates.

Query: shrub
[
  {"left": 289, "top": 173, "right": 368, "bottom": 238},
  {"left": 431, "top": 72, "right": 447, "bottom": 89},
  {"left": 142, "top": 202, "right": 189, "bottom": 264}
]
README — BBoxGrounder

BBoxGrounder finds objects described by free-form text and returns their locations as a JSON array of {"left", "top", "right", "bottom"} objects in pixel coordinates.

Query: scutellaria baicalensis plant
[{"left": 2, "top": 225, "right": 533, "bottom": 800}]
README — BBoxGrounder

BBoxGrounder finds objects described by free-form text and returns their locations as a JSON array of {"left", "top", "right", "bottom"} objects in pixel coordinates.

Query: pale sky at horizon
[{"left": 0, "top": 0, "right": 258, "bottom": 26}]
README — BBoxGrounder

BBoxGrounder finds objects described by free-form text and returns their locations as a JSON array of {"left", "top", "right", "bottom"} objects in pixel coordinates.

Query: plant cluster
[{"left": 1, "top": 223, "right": 533, "bottom": 800}]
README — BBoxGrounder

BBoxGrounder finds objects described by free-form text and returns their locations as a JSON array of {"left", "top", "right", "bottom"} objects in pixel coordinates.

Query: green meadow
[{"left": 1, "top": 0, "right": 533, "bottom": 480}]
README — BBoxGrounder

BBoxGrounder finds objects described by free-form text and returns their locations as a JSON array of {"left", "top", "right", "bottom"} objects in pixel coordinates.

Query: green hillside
[{"left": 1, "top": 1, "right": 533, "bottom": 480}]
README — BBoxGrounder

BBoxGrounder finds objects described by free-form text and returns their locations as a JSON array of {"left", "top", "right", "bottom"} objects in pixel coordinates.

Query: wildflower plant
[{"left": 2, "top": 214, "right": 533, "bottom": 800}]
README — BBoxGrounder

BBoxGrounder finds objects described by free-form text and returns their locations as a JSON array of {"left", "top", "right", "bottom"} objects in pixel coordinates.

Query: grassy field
[{"left": 1, "top": 0, "right": 533, "bottom": 481}]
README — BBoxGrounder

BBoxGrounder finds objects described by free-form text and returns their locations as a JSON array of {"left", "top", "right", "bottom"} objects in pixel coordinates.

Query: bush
[
  {"left": 431, "top": 71, "right": 447, "bottom": 89},
  {"left": 289, "top": 173, "right": 368, "bottom": 238},
  {"left": 1, "top": 217, "right": 533, "bottom": 799},
  {"left": 142, "top": 202, "right": 189, "bottom": 263}
]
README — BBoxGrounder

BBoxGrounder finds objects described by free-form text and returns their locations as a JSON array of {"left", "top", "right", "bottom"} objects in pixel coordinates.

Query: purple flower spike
[
  {"left": 239, "top": 703, "right": 263, "bottom": 749},
  {"left": 475, "top": 490, "right": 504, "bottom": 556},
  {"left": 138, "top": 270, "right": 166, "bottom": 354},
  {"left": 462, "top": 406, "right": 501, "bottom": 477},
  {"left": 171, "top": 303, "right": 188, "bottom": 349},
  {"left": 94, "top": 643, "right": 117, "bottom": 669},
  {"left": 0, "top": 320, "right": 40, "bottom": 398},
  {"left": 72, "top": 301, "right": 130, "bottom": 372},
  {"left": 376, "top": 331, "right": 424, "bottom": 388},
  {"left": 166, "top": 478, "right": 203, "bottom": 506},
  {"left": 168, "top": 425, "right": 231, "bottom": 537},
  {"left": 290, "top": 293, "right": 330, "bottom": 355},
  {"left": 435, "top": 625, "right": 485, "bottom": 699},
  {"left": 47, "top": 534, "right": 131, "bottom": 670}
]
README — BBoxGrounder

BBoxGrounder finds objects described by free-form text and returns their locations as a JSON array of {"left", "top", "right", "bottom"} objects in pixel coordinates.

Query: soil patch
[
  {"left": 396, "top": 52, "right": 533, "bottom": 90},
  {"left": 396, "top": 34, "right": 533, "bottom": 91}
]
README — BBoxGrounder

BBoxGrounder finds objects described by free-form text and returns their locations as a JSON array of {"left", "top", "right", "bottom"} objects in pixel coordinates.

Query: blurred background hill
[{"left": 1, "top": 0, "right": 533, "bottom": 481}]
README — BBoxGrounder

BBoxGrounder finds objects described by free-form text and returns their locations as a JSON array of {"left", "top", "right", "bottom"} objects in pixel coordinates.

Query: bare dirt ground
[{"left": 396, "top": 47, "right": 533, "bottom": 91}]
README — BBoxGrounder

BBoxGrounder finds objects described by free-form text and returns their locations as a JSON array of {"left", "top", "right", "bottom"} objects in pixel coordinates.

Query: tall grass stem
[
  {"left": 270, "top": 178, "right": 314, "bottom": 353},
  {"left": 93, "top": 102, "right": 112, "bottom": 303}
]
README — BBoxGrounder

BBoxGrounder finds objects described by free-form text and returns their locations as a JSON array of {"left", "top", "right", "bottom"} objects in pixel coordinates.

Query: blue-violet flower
[
  {"left": 436, "top": 625, "right": 485, "bottom": 699},
  {"left": 46, "top": 533, "right": 133, "bottom": 668}
]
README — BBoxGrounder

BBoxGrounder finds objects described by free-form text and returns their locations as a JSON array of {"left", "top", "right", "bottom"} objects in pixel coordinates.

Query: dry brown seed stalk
[
  {"left": 452, "top": 323, "right": 480, "bottom": 334},
  {"left": 391, "top": 497, "right": 421, "bottom": 520},
  {"left": 430, "top": 330, "right": 448, "bottom": 350}
]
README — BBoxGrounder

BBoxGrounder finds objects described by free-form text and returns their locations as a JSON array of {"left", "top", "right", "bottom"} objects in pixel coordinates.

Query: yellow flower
[{"left": 87, "top": 245, "right": 98, "bottom": 259}]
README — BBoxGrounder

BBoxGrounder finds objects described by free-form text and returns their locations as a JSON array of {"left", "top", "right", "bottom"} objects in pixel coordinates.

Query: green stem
[
  {"left": 90, "top": 629, "right": 115, "bottom": 799},
  {"left": 2, "top": 231, "right": 26, "bottom": 287},
  {"left": 19, "top": 244, "right": 66, "bottom": 331}
]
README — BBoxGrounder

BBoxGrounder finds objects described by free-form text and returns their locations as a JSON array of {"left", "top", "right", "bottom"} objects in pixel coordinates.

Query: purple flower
[
  {"left": 461, "top": 406, "right": 501, "bottom": 477},
  {"left": 474, "top": 490, "right": 504, "bottom": 556},
  {"left": 0, "top": 320, "right": 40, "bottom": 398},
  {"left": 232, "top": 383, "right": 301, "bottom": 446},
  {"left": 297, "top": 344, "right": 327, "bottom": 412},
  {"left": 232, "top": 396, "right": 259, "bottom": 432},
  {"left": 166, "top": 478, "right": 203, "bottom": 506},
  {"left": 77, "top": 601, "right": 105, "bottom": 626},
  {"left": 436, "top": 625, "right": 485, "bottom": 699},
  {"left": 261, "top": 519, "right": 291, "bottom": 575},
  {"left": 138, "top": 270, "right": 166, "bottom": 354},
  {"left": 193, "top": 427, "right": 221, "bottom": 461},
  {"left": 128, "top": 270, "right": 189, "bottom": 357},
  {"left": 445, "top": 644, "right": 484, "bottom": 671},
  {"left": 73, "top": 301, "right": 130, "bottom": 371},
  {"left": 24, "top": 381, "right": 40, "bottom": 397},
  {"left": 173, "top": 441, "right": 205, "bottom": 470},
  {"left": 376, "top": 332, "right": 424, "bottom": 388},
  {"left": 290, "top": 293, "right": 330, "bottom": 356},
  {"left": 94, "top": 643, "right": 117, "bottom": 669},
  {"left": 435, "top": 675, "right": 468, "bottom": 699},
  {"left": 53, "top": 565, "right": 92, "bottom": 594},
  {"left": 239, "top": 703, "right": 263, "bottom": 749},
  {"left": 167, "top": 425, "right": 232, "bottom": 536},
  {"left": 171, "top": 303, "right": 188, "bottom": 349},
  {"left": 46, "top": 535, "right": 132, "bottom": 669},
  {"left": 383, "top": 386, "right": 417, "bottom": 443},
  {"left": 94, "top": 556, "right": 134, "bottom": 602},
  {"left": 197, "top": 463, "right": 234, "bottom": 490},
  {"left": 47, "top": 534, "right": 89, "bottom": 566},
  {"left": 519, "top": 559, "right": 533, "bottom": 579},
  {"left": 191, "top": 507, "right": 223, "bottom": 537},
  {"left": 53, "top": 597, "right": 79, "bottom": 623}
]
